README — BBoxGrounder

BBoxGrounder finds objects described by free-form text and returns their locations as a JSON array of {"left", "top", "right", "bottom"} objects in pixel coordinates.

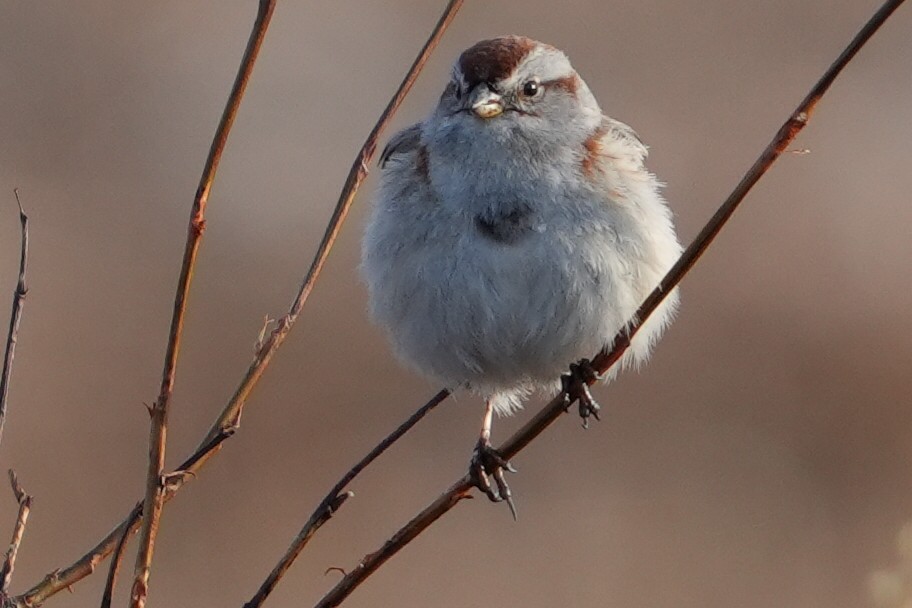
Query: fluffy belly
[{"left": 375, "top": 228, "right": 637, "bottom": 399}]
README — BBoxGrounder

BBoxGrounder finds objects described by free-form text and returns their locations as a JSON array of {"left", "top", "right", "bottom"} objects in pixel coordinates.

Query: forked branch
[
  {"left": 0, "top": 471, "right": 32, "bottom": 598},
  {"left": 311, "top": 1, "right": 908, "bottom": 606},
  {"left": 196, "top": 0, "right": 465, "bottom": 451},
  {"left": 12, "top": 1, "right": 462, "bottom": 606}
]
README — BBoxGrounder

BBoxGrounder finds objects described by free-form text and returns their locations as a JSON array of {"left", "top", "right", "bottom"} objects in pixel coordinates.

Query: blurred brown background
[{"left": 1, "top": 1, "right": 911, "bottom": 607}]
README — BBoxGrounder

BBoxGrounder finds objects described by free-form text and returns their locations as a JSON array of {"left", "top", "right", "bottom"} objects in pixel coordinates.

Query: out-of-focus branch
[
  {"left": 0, "top": 471, "right": 32, "bottom": 597},
  {"left": 13, "top": 1, "right": 462, "bottom": 606},
  {"left": 312, "top": 1, "right": 908, "bottom": 606},
  {"left": 243, "top": 390, "right": 450, "bottom": 608},
  {"left": 129, "top": 1, "right": 277, "bottom": 606},
  {"left": 0, "top": 190, "right": 29, "bottom": 449}
]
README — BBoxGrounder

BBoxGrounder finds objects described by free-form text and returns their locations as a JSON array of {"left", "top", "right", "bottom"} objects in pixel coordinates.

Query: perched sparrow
[{"left": 362, "top": 36, "right": 681, "bottom": 514}]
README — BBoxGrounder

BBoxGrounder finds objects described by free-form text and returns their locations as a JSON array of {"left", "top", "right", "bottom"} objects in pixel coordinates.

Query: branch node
[
  {"left": 161, "top": 470, "right": 195, "bottom": 491},
  {"left": 329, "top": 491, "right": 353, "bottom": 513},
  {"left": 7, "top": 471, "right": 26, "bottom": 505},
  {"left": 191, "top": 215, "right": 206, "bottom": 236},
  {"left": 1, "top": 470, "right": 32, "bottom": 594},
  {"left": 254, "top": 316, "right": 275, "bottom": 352}
]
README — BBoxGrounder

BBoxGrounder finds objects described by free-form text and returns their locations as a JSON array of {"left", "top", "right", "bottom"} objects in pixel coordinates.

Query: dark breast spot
[
  {"left": 458, "top": 36, "right": 537, "bottom": 90},
  {"left": 474, "top": 203, "right": 533, "bottom": 245}
]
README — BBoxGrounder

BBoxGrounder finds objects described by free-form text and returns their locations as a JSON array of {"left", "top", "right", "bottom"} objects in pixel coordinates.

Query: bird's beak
[{"left": 469, "top": 86, "right": 504, "bottom": 119}]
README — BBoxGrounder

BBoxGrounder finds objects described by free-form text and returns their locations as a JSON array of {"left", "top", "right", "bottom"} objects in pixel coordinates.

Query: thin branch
[
  {"left": 243, "top": 389, "right": 450, "bottom": 608},
  {"left": 312, "top": 1, "right": 908, "bottom": 606},
  {"left": 13, "top": 1, "right": 461, "bottom": 605},
  {"left": 99, "top": 504, "right": 141, "bottom": 608},
  {"left": 237, "top": 3, "right": 467, "bottom": 602},
  {"left": 1, "top": 471, "right": 32, "bottom": 595},
  {"left": 0, "top": 190, "right": 29, "bottom": 449},
  {"left": 198, "top": 0, "right": 465, "bottom": 450},
  {"left": 130, "top": 2, "right": 277, "bottom": 606}
]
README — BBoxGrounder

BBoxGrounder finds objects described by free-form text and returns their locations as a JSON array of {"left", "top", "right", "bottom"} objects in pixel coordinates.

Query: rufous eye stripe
[{"left": 542, "top": 74, "right": 579, "bottom": 95}]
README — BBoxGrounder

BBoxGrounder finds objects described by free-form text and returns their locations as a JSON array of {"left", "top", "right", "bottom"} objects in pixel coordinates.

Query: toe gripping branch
[
  {"left": 562, "top": 358, "right": 602, "bottom": 429},
  {"left": 470, "top": 439, "right": 518, "bottom": 520}
]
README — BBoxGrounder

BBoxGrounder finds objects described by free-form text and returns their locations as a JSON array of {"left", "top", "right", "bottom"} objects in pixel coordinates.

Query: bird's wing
[
  {"left": 599, "top": 116, "right": 649, "bottom": 170},
  {"left": 379, "top": 123, "right": 423, "bottom": 168}
]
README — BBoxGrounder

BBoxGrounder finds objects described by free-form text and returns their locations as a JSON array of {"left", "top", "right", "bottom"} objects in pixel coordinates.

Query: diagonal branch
[
  {"left": 130, "top": 1, "right": 277, "bottom": 606},
  {"left": 99, "top": 503, "right": 141, "bottom": 608},
  {"left": 13, "top": 2, "right": 462, "bottom": 606},
  {"left": 242, "top": 389, "right": 450, "bottom": 608},
  {"left": 0, "top": 470, "right": 32, "bottom": 597},
  {"left": 311, "top": 1, "right": 908, "bottom": 606},
  {"left": 197, "top": 0, "right": 465, "bottom": 451},
  {"left": 0, "top": 190, "right": 29, "bottom": 449}
]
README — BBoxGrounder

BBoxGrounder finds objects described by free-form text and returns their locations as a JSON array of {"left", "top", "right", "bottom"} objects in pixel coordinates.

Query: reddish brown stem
[
  {"left": 198, "top": 0, "right": 466, "bottom": 449},
  {"left": 0, "top": 470, "right": 32, "bottom": 596},
  {"left": 130, "top": 2, "right": 277, "bottom": 607},
  {"left": 12, "top": 1, "right": 461, "bottom": 605}
]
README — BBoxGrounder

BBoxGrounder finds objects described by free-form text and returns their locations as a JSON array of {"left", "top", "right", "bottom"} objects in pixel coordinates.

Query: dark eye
[{"left": 521, "top": 80, "right": 540, "bottom": 97}]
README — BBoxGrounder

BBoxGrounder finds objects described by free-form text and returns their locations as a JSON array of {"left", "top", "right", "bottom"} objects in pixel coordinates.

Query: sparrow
[{"left": 362, "top": 36, "right": 682, "bottom": 516}]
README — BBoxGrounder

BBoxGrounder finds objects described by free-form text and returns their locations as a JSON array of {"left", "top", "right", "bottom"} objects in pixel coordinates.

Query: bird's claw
[
  {"left": 470, "top": 438, "right": 518, "bottom": 519},
  {"left": 562, "top": 358, "right": 602, "bottom": 429}
]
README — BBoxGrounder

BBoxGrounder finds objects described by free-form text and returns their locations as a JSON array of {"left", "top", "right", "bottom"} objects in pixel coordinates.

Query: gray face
[{"left": 430, "top": 37, "right": 603, "bottom": 155}]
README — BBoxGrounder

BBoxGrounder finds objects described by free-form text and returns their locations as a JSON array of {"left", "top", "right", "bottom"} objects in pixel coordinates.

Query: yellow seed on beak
[{"left": 472, "top": 99, "right": 504, "bottom": 119}]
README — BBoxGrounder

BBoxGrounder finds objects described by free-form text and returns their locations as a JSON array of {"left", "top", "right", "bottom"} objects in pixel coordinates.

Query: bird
[{"left": 361, "top": 36, "right": 682, "bottom": 516}]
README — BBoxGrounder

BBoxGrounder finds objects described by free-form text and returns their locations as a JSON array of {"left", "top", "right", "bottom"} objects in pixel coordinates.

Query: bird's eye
[{"left": 521, "top": 80, "right": 540, "bottom": 97}]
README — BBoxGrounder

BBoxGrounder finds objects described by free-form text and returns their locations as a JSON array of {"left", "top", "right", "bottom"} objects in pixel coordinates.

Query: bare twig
[
  {"left": 130, "top": 1, "right": 277, "bottom": 606},
  {"left": 237, "top": 3, "right": 466, "bottom": 604},
  {"left": 197, "top": 0, "right": 465, "bottom": 451},
  {"left": 0, "top": 190, "right": 29, "bottom": 449},
  {"left": 243, "top": 389, "right": 450, "bottom": 608},
  {"left": 312, "top": 2, "right": 908, "bottom": 606},
  {"left": 1, "top": 471, "right": 32, "bottom": 596},
  {"left": 13, "top": 1, "right": 461, "bottom": 605},
  {"left": 99, "top": 504, "right": 141, "bottom": 608}
]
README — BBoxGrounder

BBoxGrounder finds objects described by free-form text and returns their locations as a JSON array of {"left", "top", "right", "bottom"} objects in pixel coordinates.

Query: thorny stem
[
  {"left": 130, "top": 1, "right": 277, "bottom": 606},
  {"left": 311, "top": 1, "right": 908, "bottom": 606},
  {"left": 12, "top": 0, "right": 462, "bottom": 605},
  {"left": 0, "top": 190, "right": 29, "bottom": 449},
  {"left": 0, "top": 471, "right": 32, "bottom": 596},
  {"left": 238, "top": 3, "right": 467, "bottom": 605},
  {"left": 198, "top": 0, "right": 465, "bottom": 450}
]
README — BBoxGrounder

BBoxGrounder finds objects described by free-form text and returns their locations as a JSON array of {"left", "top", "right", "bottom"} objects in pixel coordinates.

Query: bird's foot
[
  {"left": 562, "top": 358, "right": 602, "bottom": 429},
  {"left": 469, "top": 437, "right": 517, "bottom": 519}
]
